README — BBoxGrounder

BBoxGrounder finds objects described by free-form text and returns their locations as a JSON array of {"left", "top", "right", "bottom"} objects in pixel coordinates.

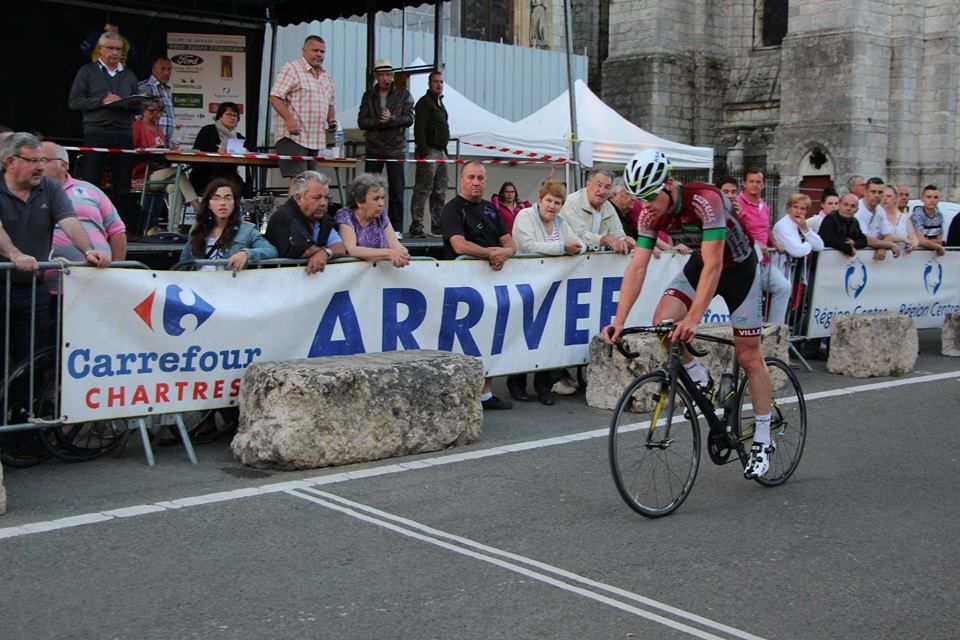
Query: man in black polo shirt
[
  {"left": 0, "top": 133, "right": 110, "bottom": 367},
  {"left": 440, "top": 160, "right": 516, "bottom": 410},
  {"left": 68, "top": 30, "right": 141, "bottom": 229},
  {"left": 265, "top": 170, "right": 346, "bottom": 274}
]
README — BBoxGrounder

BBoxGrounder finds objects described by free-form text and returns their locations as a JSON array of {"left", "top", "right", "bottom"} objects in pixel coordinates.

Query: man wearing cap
[
  {"left": 358, "top": 58, "right": 414, "bottom": 235},
  {"left": 269, "top": 35, "right": 338, "bottom": 184}
]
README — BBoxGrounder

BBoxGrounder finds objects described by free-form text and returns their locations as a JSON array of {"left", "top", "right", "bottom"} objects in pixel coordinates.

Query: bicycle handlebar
[{"left": 609, "top": 322, "right": 734, "bottom": 360}]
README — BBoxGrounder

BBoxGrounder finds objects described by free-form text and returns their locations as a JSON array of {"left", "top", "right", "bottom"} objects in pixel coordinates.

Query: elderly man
[
  {"left": 560, "top": 170, "right": 631, "bottom": 253},
  {"left": 265, "top": 171, "right": 345, "bottom": 274},
  {"left": 0, "top": 133, "right": 109, "bottom": 367},
  {"left": 358, "top": 58, "right": 414, "bottom": 235},
  {"left": 41, "top": 142, "right": 127, "bottom": 262},
  {"left": 409, "top": 71, "right": 449, "bottom": 238},
  {"left": 818, "top": 192, "right": 868, "bottom": 256},
  {"left": 269, "top": 36, "right": 338, "bottom": 183},
  {"left": 68, "top": 30, "right": 140, "bottom": 228},
  {"left": 138, "top": 56, "right": 180, "bottom": 148},
  {"left": 440, "top": 160, "right": 515, "bottom": 411},
  {"left": 847, "top": 175, "right": 866, "bottom": 199}
]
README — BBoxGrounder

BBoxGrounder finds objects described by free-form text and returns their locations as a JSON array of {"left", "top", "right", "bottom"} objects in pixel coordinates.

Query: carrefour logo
[
  {"left": 134, "top": 285, "right": 215, "bottom": 336},
  {"left": 923, "top": 258, "right": 943, "bottom": 295},
  {"left": 844, "top": 258, "right": 867, "bottom": 299}
]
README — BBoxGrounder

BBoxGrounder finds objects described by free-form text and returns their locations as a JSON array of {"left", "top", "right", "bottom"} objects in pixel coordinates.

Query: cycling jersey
[{"left": 635, "top": 183, "right": 754, "bottom": 266}]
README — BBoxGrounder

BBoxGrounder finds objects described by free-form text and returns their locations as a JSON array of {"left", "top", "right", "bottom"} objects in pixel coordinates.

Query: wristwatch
[{"left": 323, "top": 247, "right": 333, "bottom": 259}]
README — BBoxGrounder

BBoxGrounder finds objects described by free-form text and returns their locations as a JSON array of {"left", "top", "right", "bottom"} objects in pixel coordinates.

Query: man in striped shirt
[
  {"left": 41, "top": 142, "right": 127, "bottom": 262},
  {"left": 269, "top": 36, "right": 337, "bottom": 184},
  {"left": 138, "top": 56, "right": 180, "bottom": 148}
]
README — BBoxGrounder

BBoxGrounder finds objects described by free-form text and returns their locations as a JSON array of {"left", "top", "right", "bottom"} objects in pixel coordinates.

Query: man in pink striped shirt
[{"left": 41, "top": 142, "right": 126, "bottom": 262}]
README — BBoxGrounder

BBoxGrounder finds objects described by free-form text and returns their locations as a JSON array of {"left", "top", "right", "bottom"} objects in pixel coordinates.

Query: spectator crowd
[{"left": 2, "top": 29, "right": 959, "bottom": 418}]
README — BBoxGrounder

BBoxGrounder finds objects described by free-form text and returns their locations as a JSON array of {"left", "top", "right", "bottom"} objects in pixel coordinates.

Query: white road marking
[
  {"left": 1, "top": 369, "right": 957, "bottom": 541},
  {"left": 288, "top": 487, "right": 766, "bottom": 640}
]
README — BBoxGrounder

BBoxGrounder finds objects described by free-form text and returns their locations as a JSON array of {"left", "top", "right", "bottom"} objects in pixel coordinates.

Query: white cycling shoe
[{"left": 744, "top": 441, "right": 774, "bottom": 479}]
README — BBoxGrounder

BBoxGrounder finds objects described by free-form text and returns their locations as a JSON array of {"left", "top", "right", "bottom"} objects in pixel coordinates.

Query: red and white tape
[
  {"left": 460, "top": 140, "right": 572, "bottom": 164},
  {"left": 63, "top": 144, "right": 574, "bottom": 166}
]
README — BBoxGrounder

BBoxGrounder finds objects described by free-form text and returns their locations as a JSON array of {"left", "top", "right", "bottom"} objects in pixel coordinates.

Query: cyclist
[{"left": 602, "top": 149, "right": 774, "bottom": 479}]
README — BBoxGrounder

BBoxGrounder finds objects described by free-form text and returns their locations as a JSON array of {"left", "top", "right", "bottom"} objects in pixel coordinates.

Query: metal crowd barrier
[
  {"left": 0, "top": 261, "right": 204, "bottom": 468},
  {"left": 170, "top": 255, "right": 438, "bottom": 272}
]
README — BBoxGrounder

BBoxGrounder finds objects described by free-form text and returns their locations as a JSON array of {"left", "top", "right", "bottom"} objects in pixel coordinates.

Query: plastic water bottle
[{"left": 334, "top": 126, "right": 345, "bottom": 158}]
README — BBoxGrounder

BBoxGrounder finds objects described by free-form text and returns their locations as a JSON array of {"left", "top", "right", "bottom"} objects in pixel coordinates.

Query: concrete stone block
[
  {"left": 827, "top": 312, "right": 918, "bottom": 378},
  {"left": 941, "top": 313, "right": 960, "bottom": 356},
  {"left": 232, "top": 351, "right": 484, "bottom": 470},
  {"left": 585, "top": 324, "right": 790, "bottom": 410}
]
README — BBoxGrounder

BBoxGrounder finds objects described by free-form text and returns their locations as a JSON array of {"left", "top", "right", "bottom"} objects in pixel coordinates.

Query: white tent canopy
[
  {"left": 339, "top": 59, "right": 570, "bottom": 161},
  {"left": 516, "top": 79, "right": 714, "bottom": 169}
]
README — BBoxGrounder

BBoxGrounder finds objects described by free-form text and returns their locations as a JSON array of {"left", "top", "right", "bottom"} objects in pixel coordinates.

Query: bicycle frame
[{"left": 617, "top": 326, "right": 743, "bottom": 461}]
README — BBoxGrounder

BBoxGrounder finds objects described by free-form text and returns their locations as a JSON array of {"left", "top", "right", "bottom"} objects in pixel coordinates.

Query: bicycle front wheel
[
  {"left": 736, "top": 357, "right": 806, "bottom": 486},
  {"left": 609, "top": 372, "right": 701, "bottom": 518}
]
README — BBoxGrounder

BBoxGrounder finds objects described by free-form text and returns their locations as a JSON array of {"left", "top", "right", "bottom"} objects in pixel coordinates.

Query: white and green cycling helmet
[{"left": 623, "top": 149, "right": 672, "bottom": 201}]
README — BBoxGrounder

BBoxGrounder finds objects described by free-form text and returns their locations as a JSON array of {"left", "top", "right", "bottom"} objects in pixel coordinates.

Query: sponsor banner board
[{"left": 60, "top": 254, "right": 738, "bottom": 422}]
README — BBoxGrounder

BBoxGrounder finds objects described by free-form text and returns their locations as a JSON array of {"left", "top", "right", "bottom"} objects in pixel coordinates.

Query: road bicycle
[{"left": 608, "top": 323, "right": 807, "bottom": 517}]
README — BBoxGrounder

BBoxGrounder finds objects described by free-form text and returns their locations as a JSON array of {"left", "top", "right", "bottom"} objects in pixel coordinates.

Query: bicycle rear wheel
[
  {"left": 736, "top": 357, "right": 806, "bottom": 486},
  {"left": 609, "top": 372, "right": 701, "bottom": 517},
  {"left": 0, "top": 347, "right": 56, "bottom": 468}
]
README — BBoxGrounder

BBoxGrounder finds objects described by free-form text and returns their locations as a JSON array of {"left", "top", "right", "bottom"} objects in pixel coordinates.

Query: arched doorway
[{"left": 796, "top": 146, "right": 834, "bottom": 214}]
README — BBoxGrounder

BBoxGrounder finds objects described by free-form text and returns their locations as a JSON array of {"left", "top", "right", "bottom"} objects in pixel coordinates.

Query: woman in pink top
[
  {"left": 491, "top": 182, "right": 532, "bottom": 233},
  {"left": 132, "top": 98, "right": 201, "bottom": 218}
]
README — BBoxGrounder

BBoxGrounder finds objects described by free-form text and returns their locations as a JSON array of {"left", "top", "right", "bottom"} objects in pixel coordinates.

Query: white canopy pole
[{"left": 562, "top": 0, "right": 580, "bottom": 190}]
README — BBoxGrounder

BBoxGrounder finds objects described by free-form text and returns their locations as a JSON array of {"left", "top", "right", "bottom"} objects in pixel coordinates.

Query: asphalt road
[{"left": 2, "top": 331, "right": 959, "bottom": 639}]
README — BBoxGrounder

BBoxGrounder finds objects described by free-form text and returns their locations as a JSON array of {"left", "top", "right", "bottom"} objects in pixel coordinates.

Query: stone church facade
[
  {"left": 600, "top": 0, "right": 960, "bottom": 199},
  {"left": 462, "top": 0, "right": 960, "bottom": 200}
]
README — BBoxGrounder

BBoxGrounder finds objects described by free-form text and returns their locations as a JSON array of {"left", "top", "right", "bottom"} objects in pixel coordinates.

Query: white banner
[
  {"left": 60, "top": 253, "right": 740, "bottom": 422},
  {"left": 167, "top": 33, "right": 247, "bottom": 151},
  {"left": 805, "top": 249, "right": 960, "bottom": 338}
]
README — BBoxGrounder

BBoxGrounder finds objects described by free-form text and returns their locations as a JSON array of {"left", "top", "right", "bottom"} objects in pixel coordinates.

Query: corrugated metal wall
[{"left": 257, "top": 19, "right": 587, "bottom": 143}]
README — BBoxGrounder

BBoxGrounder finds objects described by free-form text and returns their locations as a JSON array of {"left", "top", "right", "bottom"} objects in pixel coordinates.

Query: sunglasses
[{"left": 634, "top": 183, "right": 666, "bottom": 202}]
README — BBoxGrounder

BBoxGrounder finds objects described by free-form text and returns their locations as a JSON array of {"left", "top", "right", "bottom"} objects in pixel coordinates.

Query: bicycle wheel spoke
[
  {"left": 610, "top": 372, "right": 701, "bottom": 517},
  {"left": 737, "top": 358, "right": 807, "bottom": 486}
]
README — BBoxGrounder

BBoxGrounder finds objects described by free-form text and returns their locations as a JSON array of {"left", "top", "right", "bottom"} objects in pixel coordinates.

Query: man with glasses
[
  {"left": 68, "top": 30, "right": 141, "bottom": 228},
  {"left": 138, "top": 56, "right": 181, "bottom": 149},
  {"left": 0, "top": 133, "right": 109, "bottom": 367},
  {"left": 604, "top": 149, "right": 775, "bottom": 479}
]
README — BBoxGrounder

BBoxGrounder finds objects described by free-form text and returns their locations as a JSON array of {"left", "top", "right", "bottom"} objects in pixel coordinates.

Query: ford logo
[{"left": 172, "top": 54, "right": 204, "bottom": 66}]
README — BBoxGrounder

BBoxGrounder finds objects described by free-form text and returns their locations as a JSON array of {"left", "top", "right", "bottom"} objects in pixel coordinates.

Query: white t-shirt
[{"left": 855, "top": 200, "right": 889, "bottom": 237}]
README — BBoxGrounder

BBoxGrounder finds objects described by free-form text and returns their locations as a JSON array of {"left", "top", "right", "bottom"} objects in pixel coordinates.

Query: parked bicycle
[{"left": 608, "top": 323, "right": 807, "bottom": 518}]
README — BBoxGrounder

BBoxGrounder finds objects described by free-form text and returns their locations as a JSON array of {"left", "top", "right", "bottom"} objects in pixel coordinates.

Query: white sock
[
  {"left": 754, "top": 413, "right": 771, "bottom": 446},
  {"left": 683, "top": 359, "right": 710, "bottom": 386},
  {"left": 480, "top": 391, "right": 493, "bottom": 401}
]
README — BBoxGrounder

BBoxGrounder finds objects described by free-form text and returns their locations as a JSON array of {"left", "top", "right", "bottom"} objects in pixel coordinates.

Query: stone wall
[{"left": 585, "top": 0, "right": 960, "bottom": 200}]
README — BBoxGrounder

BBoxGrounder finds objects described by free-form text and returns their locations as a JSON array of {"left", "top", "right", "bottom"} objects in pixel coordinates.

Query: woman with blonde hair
[
  {"left": 880, "top": 183, "right": 918, "bottom": 252},
  {"left": 507, "top": 180, "right": 584, "bottom": 405}
]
